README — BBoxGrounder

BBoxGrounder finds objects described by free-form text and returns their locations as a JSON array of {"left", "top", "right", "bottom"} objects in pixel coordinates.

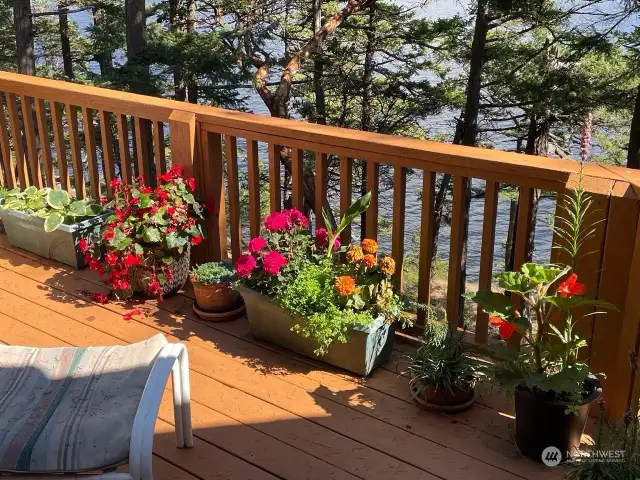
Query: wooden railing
[{"left": 1, "top": 70, "right": 640, "bottom": 419}]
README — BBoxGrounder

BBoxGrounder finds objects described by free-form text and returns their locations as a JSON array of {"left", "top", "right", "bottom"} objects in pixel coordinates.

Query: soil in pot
[
  {"left": 515, "top": 378, "right": 602, "bottom": 464},
  {"left": 410, "top": 379, "right": 476, "bottom": 413},
  {"left": 192, "top": 281, "right": 239, "bottom": 312}
]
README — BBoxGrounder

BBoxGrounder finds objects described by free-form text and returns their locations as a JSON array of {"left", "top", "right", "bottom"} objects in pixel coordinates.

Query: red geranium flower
[
  {"left": 167, "top": 206, "right": 176, "bottom": 215},
  {"left": 78, "top": 238, "right": 88, "bottom": 254},
  {"left": 123, "top": 309, "right": 143, "bottom": 321},
  {"left": 105, "top": 253, "right": 118, "bottom": 266},
  {"left": 158, "top": 191, "right": 169, "bottom": 201},
  {"left": 499, "top": 322, "right": 516, "bottom": 340},
  {"left": 90, "top": 292, "right": 109, "bottom": 304},
  {"left": 192, "top": 235, "right": 203, "bottom": 246},
  {"left": 235, "top": 253, "right": 256, "bottom": 277},
  {"left": 263, "top": 250, "right": 288, "bottom": 275},
  {"left": 187, "top": 177, "right": 196, "bottom": 191},
  {"left": 557, "top": 273, "right": 586, "bottom": 298},
  {"left": 248, "top": 236, "right": 268, "bottom": 253},
  {"left": 123, "top": 254, "right": 141, "bottom": 267},
  {"left": 489, "top": 316, "right": 503, "bottom": 326},
  {"left": 169, "top": 165, "right": 183, "bottom": 177},
  {"left": 264, "top": 212, "right": 291, "bottom": 232},
  {"left": 103, "top": 229, "right": 114, "bottom": 240},
  {"left": 159, "top": 172, "right": 172, "bottom": 183}
]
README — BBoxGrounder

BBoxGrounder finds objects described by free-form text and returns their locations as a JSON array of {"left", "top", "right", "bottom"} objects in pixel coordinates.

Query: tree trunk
[
  {"left": 185, "top": 0, "right": 198, "bottom": 104},
  {"left": 312, "top": 0, "right": 326, "bottom": 125},
  {"left": 58, "top": 0, "right": 74, "bottom": 79},
  {"left": 93, "top": 6, "right": 113, "bottom": 76},
  {"left": 628, "top": 82, "right": 640, "bottom": 169},
  {"left": 169, "top": 0, "right": 186, "bottom": 101},
  {"left": 125, "top": 0, "right": 148, "bottom": 93},
  {"left": 14, "top": 0, "right": 36, "bottom": 75}
]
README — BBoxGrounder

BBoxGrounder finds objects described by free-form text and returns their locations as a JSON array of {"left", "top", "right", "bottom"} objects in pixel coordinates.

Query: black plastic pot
[{"left": 514, "top": 377, "right": 602, "bottom": 463}]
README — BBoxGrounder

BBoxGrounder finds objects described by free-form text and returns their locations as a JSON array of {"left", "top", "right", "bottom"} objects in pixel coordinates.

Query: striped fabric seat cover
[{"left": 0, "top": 334, "right": 167, "bottom": 473}]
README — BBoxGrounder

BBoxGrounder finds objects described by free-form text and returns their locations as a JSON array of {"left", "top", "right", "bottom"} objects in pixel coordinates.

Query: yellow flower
[
  {"left": 346, "top": 245, "right": 364, "bottom": 264},
  {"left": 334, "top": 276, "right": 356, "bottom": 296},
  {"left": 361, "top": 238, "right": 378, "bottom": 255},
  {"left": 379, "top": 256, "right": 396, "bottom": 276},
  {"left": 362, "top": 254, "right": 376, "bottom": 268}
]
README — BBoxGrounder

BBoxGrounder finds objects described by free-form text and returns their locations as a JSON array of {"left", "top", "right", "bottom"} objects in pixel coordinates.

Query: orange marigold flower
[
  {"left": 334, "top": 276, "right": 356, "bottom": 296},
  {"left": 361, "top": 238, "right": 378, "bottom": 255},
  {"left": 362, "top": 254, "right": 376, "bottom": 268},
  {"left": 379, "top": 256, "right": 396, "bottom": 276},
  {"left": 346, "top": 245, "right": 364, "bottom": 264}
]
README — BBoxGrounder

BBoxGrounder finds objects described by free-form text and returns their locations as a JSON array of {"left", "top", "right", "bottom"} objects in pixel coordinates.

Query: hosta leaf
[
  {"left": 85, "top": 203, "right": 103, "bottom": 216},
  {"left": 47, "top": 190, "right": 70, "bottom": 209},
  {"left": 44, "top": 212, "right": 64, "bottom": 232},
  {"left": 24, "top": 186, "right": 38, "bottom": 197},
  {"left": 68, "top": 201, "right": 87, "bottom": 216}
]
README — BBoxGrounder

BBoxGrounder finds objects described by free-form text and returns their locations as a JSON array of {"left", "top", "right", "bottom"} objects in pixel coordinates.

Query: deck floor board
[{"left": 0, "top": 236, "right": 564, "bottom": 480}]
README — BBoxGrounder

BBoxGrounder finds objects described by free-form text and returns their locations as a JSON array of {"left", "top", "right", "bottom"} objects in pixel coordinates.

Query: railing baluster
[
  {"left": 339, "top": 156, "right": 352, "bottom": 245},
  {"left": 34, "top": 99, "right": 54, "bottom": 188},
  {"left": 392, "top": 166, "right": 407, "bottom": 291},
  {"left": 365, "top": 160, "right": 379, "bottom": 239},
  {"left": 66, "top": 104, "right": 85, "bottom": 199},
  {"left": 116, "top": 114, "right": 132, "bottom": 183},
  {"left": 21, "top": 96, "right": 42, "bottom": 188},
  {"left": 82, "top": 107, "right": 100, "bottom": 198},
  {"left": 508, "top": 186, "right": 534, "bottom": 348},
  {"left": 0, "top": 94, "right": 16, "bottom": 188},
  {"left": 7, "top": 94, "right": 28, "bottom": 187},
  {"left": 291, "top": 148, "right": 304, "bottom": 211},
  {"left": 315, "top": 152, "right": 327, "bottom": 230},
  {"left": 133, "top": 116, "right": 150, "bottom": 181},
  {"left": 225, "top": 135, "right": 241, "bottom": 260},
  {"left": 201, "top": 131, "right": 227, "bottom": 261},
  {"left": 51, "top": 102, "right": 70, "bottom": 193},
  {"left": 417, "top": 171, "right": 436, "bottom": 325},
  {"left": 447, "top": 175, "right": 469, "bottom": 330},
  {"left": 153, "top": 121, "right": 166, "bottom": 176},
  {"left": 268, "top": 143, "right": 281, "bottom": 212},
  {"left": 99, "top": 110, "right": 116, "bottom": 198},
  {"left": 476, "top": 181, "right": 499, "bottom": 343},
  {"left": 247, "top": 139, "right": 261, "bottom": 238}
]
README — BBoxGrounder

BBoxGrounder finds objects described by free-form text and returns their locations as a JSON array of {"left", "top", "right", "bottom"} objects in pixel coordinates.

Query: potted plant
[
  {"left": 190, "top": 262, "right": 239, "bottom": 312},
  {"left": 404, "top": 319, "right": 485, "bottom": 412},
  {"left": 234, "top": 193, "right": 411, "bottom": 376},
  {"left": 82, "top": 166, "right": 204, "bottom": 300},
  {"left": 468, "top": 173, "right": 615, "bottom": 463},
  {"left": 0, "top": 186, "right": 106, "bottom": 268}
]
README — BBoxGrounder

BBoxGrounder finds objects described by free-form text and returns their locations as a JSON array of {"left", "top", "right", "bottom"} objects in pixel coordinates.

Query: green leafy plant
[
  {"left": 468, "top": 169, "right": 616, "bottom": 411},
  {"left": 0, "top": 187, "right": 103, "bottom": 232},
  {"left": 190, "top": 262, "right": 235, "bottom": 285},
  {"left": 404, "top": 318, "right": 486, "bottom": 395}
]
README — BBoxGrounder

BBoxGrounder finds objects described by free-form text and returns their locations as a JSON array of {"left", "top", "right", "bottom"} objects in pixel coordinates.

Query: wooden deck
[{"left": 0, "top": 234, "right": 565, "bottom": 480}]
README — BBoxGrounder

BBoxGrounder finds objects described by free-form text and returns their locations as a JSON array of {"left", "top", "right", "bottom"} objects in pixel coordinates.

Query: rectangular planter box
[
  {"left": 0, "top": 209, "right": 109, "bottom": 268},
  {"left": 237, "top": 285, "right": 395, "bottom": 376}
]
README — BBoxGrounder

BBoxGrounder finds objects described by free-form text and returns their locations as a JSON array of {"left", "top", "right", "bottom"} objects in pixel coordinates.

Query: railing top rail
[{"left": 1, "top": 70, "right": 638, "bottom": 197}]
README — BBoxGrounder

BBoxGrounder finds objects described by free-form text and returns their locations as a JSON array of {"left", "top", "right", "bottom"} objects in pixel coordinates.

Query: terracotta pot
[{"left": 192, "top": 281, "right": 239, "bottom": 312}]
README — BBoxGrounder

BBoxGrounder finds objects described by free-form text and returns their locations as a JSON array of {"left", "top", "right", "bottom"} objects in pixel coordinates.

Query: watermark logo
[{"left": 541, "top": 446, "right": 562, "bottom": 467}]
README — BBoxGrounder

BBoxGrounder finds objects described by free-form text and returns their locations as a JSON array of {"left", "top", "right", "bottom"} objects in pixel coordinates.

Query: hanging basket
[{"left": 130, "top": 243, "right": 191, "bottom": 297}]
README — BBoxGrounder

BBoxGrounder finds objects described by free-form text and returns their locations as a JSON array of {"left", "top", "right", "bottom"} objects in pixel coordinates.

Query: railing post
[{"left": 168, "top": 110, "right": 196, "bottom": 178}]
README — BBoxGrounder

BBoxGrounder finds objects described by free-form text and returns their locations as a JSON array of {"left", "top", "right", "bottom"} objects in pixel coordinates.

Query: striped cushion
[{"left": 0, "top": 334, "right": 167, "bottom": 473}]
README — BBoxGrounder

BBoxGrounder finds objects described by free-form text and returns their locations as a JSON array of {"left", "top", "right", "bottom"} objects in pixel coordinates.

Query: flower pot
[
  {"left": 236, "top": 285, "right": 395, "bottom": 376},
  {"left": 130, "top": 244, "right": 191, "bottom": 297},
  {"left": 192, "top": 281, "right": 239, "bottom": 312},
  {"left": 0, "top": 209, "right": 108, "bottom": 268},
  {"left": 514, "top": 377, "right": 602, "bottom": 463},
  {"left": 410, "top": 379, "right": 476, "bottom": 413}
]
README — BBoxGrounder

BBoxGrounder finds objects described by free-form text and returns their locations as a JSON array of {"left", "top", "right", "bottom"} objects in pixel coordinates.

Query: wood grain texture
[
  {"left": 81, "top": 107, "right": 100, "bottom": 198},
  {"left": 6, "top": 93, "right": 28, "bottom": 187},
  {"left": 167, "top": 110, "right": 196, "bottom": 179},
  {"left": 134, "top": 116, "right": 151, "bottom": 181},
  {"left": 225, "top": 135, "right": 241, "bottom": 260},
  {"left": 268, "top": 143, "right": 281, "bottom": 212},
  {"left": 339, "top": 156, "right": 352, "bottom": 245},
  {"left": 202, "top": 131, "right": 227, "bottom": 261},
  {"left": 116, "top": 113, "right": 132, "bottom": 183},
  {"left": 447, "top": 175, "right": 468, "bottom": 330},
  {"left": 98, "top": 110, "right": 116, "bottom": 198},
  {"left": 51, "top": 102, "right": 70, "bottom": 192},
  {"left": 0, "top": 94, "right": 15, "bottom": 188},
  {"left": 20, "top": 96, "right": 42, "bottom": 188},
  {"left": 417, "top": 171, "right": 435, "bottom": 325},
  {"left": 153, "top": 120, "right": 166, "bottom": 176},
  {"left": 66, "top": 104, "right": 85, "bottom": 198},
  {"left": 315, "top": 152, "right": 327, "bottom": 230},
  {"left": 34, "top": 98, "right": 54, "bottom": 188},
  {"left": 475, "top": 181, "right": 498, "bottom": 343},
  {"left": 291, "top": 148, "right": 304, "bottom": 211},
  {"left": 392, "top": 166, "right": 406, "bottom": 291},
  {"left": 246, "top": 139, "right": 261, "bottom": 238},
  {"left": 365, "top": 160, "right": 379, "bottom": 240}
]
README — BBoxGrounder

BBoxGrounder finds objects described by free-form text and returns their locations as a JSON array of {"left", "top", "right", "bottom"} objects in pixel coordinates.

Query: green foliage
[
  {"left": 322, "top": 191, "right": 371, "bottom": 258},
  {"left": 190, "top": 262, "right": 235, "bottom": 285},
  {"left": 404, "top": 319, "right": 486, "bottom": 395},
  {"left": 0, "top": 187, "right": 103, "bottom": 232}
]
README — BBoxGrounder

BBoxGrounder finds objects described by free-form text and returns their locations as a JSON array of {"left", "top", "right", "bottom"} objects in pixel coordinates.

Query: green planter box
[
  {"left": 237, "top": 285, "right": 395, "bottom": 376},
  {"left": 0, "top": 209, "right": 108, "bottom": 269}
]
